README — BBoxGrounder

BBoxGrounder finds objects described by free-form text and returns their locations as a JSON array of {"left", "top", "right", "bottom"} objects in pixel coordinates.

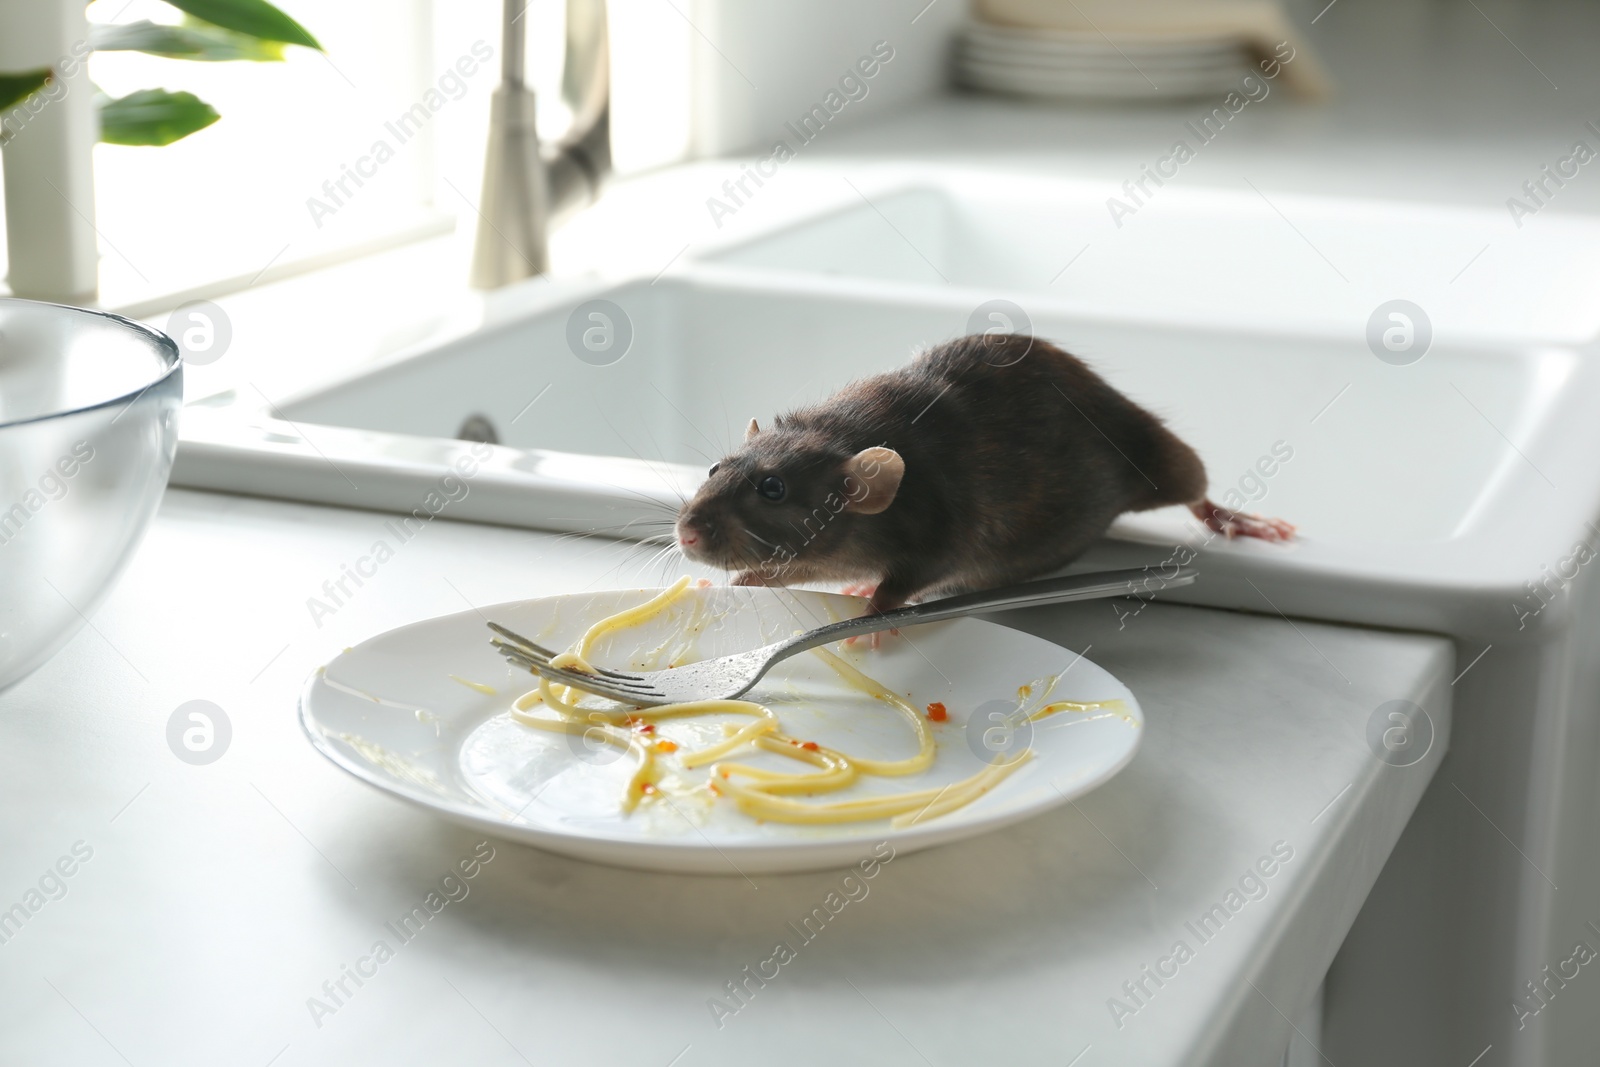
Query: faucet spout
[{"left": 470, "top": 0, "right": 610, "bottom": 289}]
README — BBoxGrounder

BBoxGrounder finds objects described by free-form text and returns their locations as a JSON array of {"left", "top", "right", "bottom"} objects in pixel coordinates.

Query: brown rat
[{"left": 675, "top": 333, "right": 1293, "bottom": 613}]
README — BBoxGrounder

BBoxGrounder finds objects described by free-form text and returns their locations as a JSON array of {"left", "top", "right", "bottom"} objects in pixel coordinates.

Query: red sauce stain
[
  {"left": 926, "top": 702, "right": 948, "bottom": 722},
  {"left": 801, "top": 741, "right": 820, "bottom": 751},
  {"left": 656, "top": 740, "right": 678, "bottom": 753}
]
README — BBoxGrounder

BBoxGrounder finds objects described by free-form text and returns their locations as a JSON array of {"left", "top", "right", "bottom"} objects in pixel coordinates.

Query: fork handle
[{"left": 772, "top": 567, "right": 1197, "bottom": 661}]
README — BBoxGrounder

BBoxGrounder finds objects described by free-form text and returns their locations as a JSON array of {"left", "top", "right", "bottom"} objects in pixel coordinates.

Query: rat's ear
[
  {"left": 746, "top": 418, "right": 760, "bottom": 441},
  {"left": 842, "top": 447, "right": 904, "bottom": 515}
]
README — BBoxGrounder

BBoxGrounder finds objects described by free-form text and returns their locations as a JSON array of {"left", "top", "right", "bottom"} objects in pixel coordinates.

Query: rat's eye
[
  {"left": 757, "top": 475, "right": 786, "bottom": 502},
  {"left": 707, "top": 463, "right": 720, "bottom": 477}
]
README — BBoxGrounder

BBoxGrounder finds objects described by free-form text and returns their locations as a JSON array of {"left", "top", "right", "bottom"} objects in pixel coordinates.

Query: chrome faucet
[{"left": 469, "top": 0, "right": 611, "bottom": 289}]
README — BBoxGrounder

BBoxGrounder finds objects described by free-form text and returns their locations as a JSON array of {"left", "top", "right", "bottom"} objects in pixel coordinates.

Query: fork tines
[
  {"left": 485, "top": 623, "right": 647, "bottom": 681},
  {"left": 486, "top": 623, "right": 661, "bottom": 704},
  {"left": 490, "top": 639, "right": 645, "bottom": 703}
]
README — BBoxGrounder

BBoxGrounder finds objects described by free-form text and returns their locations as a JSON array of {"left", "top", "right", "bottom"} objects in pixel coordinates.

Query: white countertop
[{"left": 0, "top": 488, "right": 1450, "bottom": 1066}]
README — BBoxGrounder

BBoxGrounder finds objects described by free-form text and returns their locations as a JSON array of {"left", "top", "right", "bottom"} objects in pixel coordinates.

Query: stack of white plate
[{"left": 956, "top": 20, "right": 1250, "bottom": 101}]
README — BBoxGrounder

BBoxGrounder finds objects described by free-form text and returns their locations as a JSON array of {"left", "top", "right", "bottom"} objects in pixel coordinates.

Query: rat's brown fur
[{"left": 676, "top": 333, "right": 1285, "bottom": 611}]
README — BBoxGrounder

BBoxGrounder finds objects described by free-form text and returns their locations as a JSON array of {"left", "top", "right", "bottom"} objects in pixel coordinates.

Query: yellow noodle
[
  {"left": 1031, "top": 697, "right": 1132, "bottom": 725},
  {"left": 809, "top": 646, "right": 935, "bottom": 776},
  {"left": 717, "top": 753, "right": 1031, "bottom": 825},
  {"left": 888, "top": 756, "right": 1031, "bottom": 828},
  {"left": 679, "top": 715, "right": 777, "bottom": 769},
  {"left": 510, "top": 706, "right": 657, "bottom": 812},
  {"left": 577, "top": 577, "right": 692, "bottom": 657},
  {"left": 708, "top": 734, "right": 858, "bottom": 796},
  {"left": 504, "top": 580, "right": 1049, "bottom": 826}
]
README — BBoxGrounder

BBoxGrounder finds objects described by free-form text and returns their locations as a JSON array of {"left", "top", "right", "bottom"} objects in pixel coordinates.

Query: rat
[{"left": 674, "top": 333, "right": 1293, "bottom": 614}]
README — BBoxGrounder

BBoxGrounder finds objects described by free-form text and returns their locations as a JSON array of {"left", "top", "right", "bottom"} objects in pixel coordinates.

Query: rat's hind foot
[{"left": 1192, "top": 500, "right": 1296, "bottom": 542}]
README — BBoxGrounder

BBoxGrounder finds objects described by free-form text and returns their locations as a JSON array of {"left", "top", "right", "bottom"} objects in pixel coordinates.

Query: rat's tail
[
  {"left": 1130, "top": 428, "right": 1296, "bottom": 541},
  {"left": 1190, "top": 500, "right": 1297, "bottom": 542}
]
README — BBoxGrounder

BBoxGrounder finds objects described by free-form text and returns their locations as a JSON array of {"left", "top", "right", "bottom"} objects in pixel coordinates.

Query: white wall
[{"left": 610, "top": 0, "right": 965, "bottom": 172}]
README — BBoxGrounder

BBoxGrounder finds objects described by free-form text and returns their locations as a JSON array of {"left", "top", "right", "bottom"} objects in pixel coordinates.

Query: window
[{"left": 1, "top": 0, "right": 627, "bottom": 312}]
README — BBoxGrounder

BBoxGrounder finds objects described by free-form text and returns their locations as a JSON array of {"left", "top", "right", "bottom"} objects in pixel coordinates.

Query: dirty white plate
[{"left": 300, "top": 586, "right": 1143, "bottom": 874}]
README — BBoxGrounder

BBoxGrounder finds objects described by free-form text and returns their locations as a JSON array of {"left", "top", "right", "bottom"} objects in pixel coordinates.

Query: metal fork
[{"left": 487, "top": 567, "right": 1195, "bottom": 707}]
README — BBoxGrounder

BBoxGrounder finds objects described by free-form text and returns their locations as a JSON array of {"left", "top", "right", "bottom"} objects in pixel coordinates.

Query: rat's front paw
[
  {"left": 842, "top": 589, "right": 900, "bottom": 650},
  {"left": 731, "top": 570, "right": 771, "bottom": 587},
  {"left": 846, "top": 629, "right": 897, "bottom": 650}
]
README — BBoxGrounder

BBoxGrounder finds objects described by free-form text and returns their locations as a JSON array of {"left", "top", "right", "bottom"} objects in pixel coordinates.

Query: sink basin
[
  {"left": 704, "top": 173, "right": 1600, "bottom": 344},
  {"left": 271, "top": 272, "right": 1566, "bottom": 548},
  {"left": 172, "top": 169, "right": 1600, "bottom": 633}
]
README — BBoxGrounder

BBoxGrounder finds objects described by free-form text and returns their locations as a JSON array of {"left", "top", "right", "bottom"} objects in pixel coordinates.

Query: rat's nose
[{"left": 676, "top": 516, "right": 707, "bottom": 548}]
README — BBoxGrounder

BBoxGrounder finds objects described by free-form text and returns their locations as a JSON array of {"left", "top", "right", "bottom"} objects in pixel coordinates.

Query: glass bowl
[{"left": 0, "top": 297, "right": 182, "bottom": 692}]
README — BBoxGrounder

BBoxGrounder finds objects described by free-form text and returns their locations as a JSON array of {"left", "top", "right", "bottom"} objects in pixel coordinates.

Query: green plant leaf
[
  {"left": 90, "top": 20, "right": 287, "bottom": 61},
  {"left": 161, "top": 0, "right": 321, "bottom": 50},
  {"left": 0, "top": 70, "right": 53, "bottom": 112},
  {"left": 99, "top": 88, "right": 220, "bottom": 145}
]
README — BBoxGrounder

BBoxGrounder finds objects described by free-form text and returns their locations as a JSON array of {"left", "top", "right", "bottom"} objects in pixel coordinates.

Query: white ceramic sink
[
  {"left": 706, "top": 172, "right": 1600, "bottom": 344},
  {"left": 268, "top": 272, "right": 1564, "bottom": 545},
  {"left": 174, "top": 169, "right": 1600, "bottom": 633}
]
